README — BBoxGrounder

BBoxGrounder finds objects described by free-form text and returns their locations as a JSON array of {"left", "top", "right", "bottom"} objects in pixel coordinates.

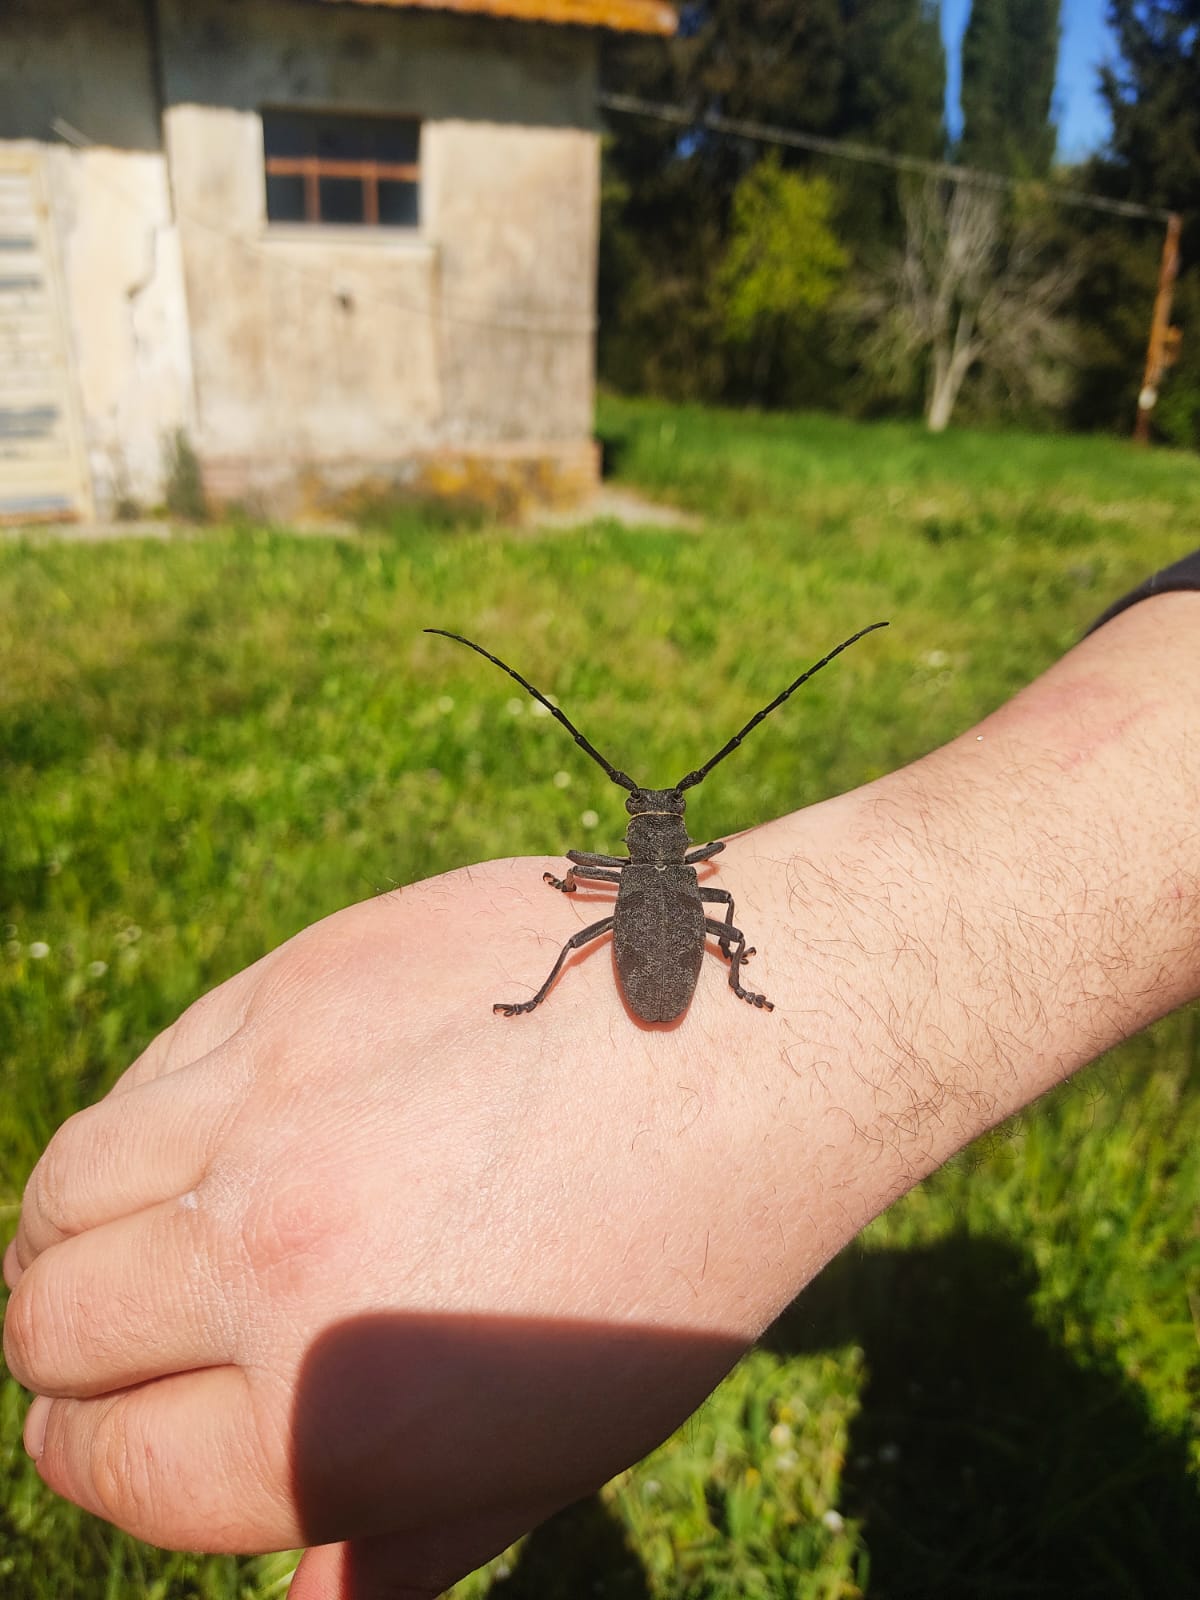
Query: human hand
[{"left": 2, "top": 852, "right": 810, "bottom": 1597}]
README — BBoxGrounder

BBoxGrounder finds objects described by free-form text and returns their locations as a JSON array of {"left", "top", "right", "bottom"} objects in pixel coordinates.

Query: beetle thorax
[{"left": 624, "top": 787, "right": 691, "bottom": 865}]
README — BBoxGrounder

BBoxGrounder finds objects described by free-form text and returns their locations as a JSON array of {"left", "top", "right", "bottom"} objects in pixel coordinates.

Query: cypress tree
[{"left": 959, "top": 0, "right": 1061, "bottom": 176}]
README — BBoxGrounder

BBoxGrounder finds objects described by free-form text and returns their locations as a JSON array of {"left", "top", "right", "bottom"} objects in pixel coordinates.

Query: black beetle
[{"left": 426, "top": 623, "right": 887, "bottom": 1022}]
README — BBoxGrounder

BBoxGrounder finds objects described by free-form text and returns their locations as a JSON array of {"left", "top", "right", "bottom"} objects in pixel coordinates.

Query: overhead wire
[{"left": 597, "top": 90, "right": 1177, "bottom": 226}]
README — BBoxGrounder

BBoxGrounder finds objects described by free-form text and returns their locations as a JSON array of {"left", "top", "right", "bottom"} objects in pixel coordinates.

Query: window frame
[{"left": 261, "top": 108, "right": 422, "bottom": 230}]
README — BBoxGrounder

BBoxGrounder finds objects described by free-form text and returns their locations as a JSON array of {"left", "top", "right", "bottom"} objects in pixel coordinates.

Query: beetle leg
[
  {"left": 704, "top": 917, "right": 773, "bottom": 1011},
  {"left": 699, "top": 886, "right": 739, "bottom": 960},
  {"left": 495, "top": 916, "right": 616, "bottom": 1017},
  {"left": 685, "top": 840, "right": 727, "bottom": 865},
  {"left": 544, "top": 866, "right": 623, "bottom": 894},
  {"left": 566, "top": 849, "right": 629, "bottom": 868}
]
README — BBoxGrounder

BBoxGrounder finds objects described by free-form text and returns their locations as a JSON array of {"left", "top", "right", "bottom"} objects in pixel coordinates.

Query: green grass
[{"left": 2, "top": 397, "right": 1199, "bottom": 1597}]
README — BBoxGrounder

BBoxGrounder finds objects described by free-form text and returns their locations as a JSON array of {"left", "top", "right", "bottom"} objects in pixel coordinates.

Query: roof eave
[{"left": 317, "top": 0, "right": 677, "bottom": 38}]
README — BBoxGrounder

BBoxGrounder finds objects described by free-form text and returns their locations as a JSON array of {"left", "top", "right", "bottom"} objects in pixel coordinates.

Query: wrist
[{"left": 717, "top": 592, "right": 1200, "bottom": 1309}]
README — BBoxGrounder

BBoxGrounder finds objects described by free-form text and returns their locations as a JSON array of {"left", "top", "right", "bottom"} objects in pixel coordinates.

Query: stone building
[{"left": 0, "top": 0, "right": 672, "bottom": 522}]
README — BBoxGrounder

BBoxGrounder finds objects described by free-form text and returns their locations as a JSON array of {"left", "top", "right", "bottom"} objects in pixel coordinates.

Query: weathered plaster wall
[
  {"left": 3, "top": 0, "right": 602, "bottom": 516},
  {"left": 157, "top": 0, "right": 599, "bottom": 503},
  {"left": 0, "top": 0, "right": 196, "bottom": 515}
]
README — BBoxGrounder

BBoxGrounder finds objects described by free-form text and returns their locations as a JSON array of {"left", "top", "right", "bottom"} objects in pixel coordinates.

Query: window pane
[
  {"left": 262, "top": 111, "right": 312, "bottom": 159},
  {"left": 377, "top": 121, "right": 419, "bottom": 166},
  {"left": 319, "top": 177, "right": 364, "bottom": 225},
  {"left": 316, "top": 118, "right": 368, "bottom": 162},
  {"left": 266, "top": 172, "right": 306, "bottom": 223},
  {"left": 378, "top": 180, "right": 419, "bottom": 227}
]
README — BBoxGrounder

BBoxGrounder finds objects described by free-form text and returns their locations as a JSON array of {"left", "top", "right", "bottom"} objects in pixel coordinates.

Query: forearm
[{"left": 725, "top": 590, "right": 1200, "bottom": 1308}]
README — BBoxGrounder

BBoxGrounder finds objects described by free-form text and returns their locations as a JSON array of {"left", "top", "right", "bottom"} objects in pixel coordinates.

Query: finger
[
  {"left": 13, "top": 1051, "right": 241, "bottom": 1272},
  {"left": 29, "top": 1364, "right": 296, "bottom": 1553},
  {"left": 5, "top": 1192, "right": 235, "bottom": 1397},
  {"left": 110, "top": 956, "right": 267, "bottom": 1095}
]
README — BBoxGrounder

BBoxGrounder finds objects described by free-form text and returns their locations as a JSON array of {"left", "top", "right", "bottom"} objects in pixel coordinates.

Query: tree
[
  {"left": 713, "top": 160, "right": 848, "bottom": 402},
  {"left": 855, "top": 180, "right": 1078, "bottom": 430},
  {"left": 959, "top": 0, "right": 1062, "bottom": 177},
  {"left": 1101, "top": 0, "right": 1200, "bottom": 223},
  {"left": 598, "top": 0, "right": 946, "bottom": 400},
  {"left": 1084, "top": 0, "right": 1200, "bottom": 443}
]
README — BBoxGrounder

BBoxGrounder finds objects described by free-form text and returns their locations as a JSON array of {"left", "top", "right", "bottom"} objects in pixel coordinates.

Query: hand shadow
[{"left": 290, "top": 1312, "right": 738, "bottom": 1597}]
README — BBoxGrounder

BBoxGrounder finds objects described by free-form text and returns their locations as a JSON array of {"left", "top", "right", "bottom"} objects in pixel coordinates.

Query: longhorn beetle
[{"left": 426, "top": 622, "right": 888, "bottom": 1023}]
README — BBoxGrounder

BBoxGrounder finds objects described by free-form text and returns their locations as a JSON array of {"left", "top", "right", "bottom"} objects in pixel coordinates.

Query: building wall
[
  {"left": 0, "top": 0, "right": 196, "bottom": 516},
  {"left": 1, "top": 0, "right": 602, "bottom": 517},
  {"left": 157, "top": 0, "right": 600, "bottom": 510}
]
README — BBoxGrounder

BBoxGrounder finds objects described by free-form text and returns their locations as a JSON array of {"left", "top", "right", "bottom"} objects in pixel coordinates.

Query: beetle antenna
[
  {"left": 425, "top": 629, "right": 638, "bottom": 792},
  {"left": 676, "top": 621, "right": 890, "bottom": 793}
]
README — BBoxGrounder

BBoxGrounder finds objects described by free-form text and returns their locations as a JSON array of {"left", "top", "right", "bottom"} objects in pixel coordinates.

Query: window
[{"left": 262, "top": 110, "right": 420, "bottom": 228}]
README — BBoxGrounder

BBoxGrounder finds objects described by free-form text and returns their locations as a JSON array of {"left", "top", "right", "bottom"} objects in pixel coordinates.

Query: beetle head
[{"left": 626, "top": 787, "right": 685, "bottom": 817}]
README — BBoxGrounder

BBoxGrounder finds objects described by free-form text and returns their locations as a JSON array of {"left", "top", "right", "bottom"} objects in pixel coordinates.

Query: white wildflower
[{"left": 28, "top": 942, "right": 50, "bottom": 959}]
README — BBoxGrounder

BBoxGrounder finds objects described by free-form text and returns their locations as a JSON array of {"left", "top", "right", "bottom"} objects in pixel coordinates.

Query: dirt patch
[{"left": 527, "top": 485, "right": 700, "bottom": 531}]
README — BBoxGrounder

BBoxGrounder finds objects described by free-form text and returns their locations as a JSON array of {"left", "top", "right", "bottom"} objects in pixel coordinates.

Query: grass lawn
[{"left": 2, "top": 396, "right": 1199, "bottom": 1597}]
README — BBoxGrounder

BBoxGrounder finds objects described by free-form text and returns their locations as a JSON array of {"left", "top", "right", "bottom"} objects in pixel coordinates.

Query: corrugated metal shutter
[{"left": 0, "top": 150, "right": 92, "bottom": 523}]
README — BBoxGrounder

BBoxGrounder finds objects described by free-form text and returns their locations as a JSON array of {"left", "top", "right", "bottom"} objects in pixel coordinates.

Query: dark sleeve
[{"left": 1086, "top": 548, "right": 1200, "bottom": 635}]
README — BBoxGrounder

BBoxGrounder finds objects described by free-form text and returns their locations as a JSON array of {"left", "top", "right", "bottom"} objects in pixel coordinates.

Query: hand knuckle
[
  {"left": 28, "top": 1116, "right": 85, "bottom": 1239},
  {"left": 89, "top": 1407, "right": 159, "bottom": 1535},
  {"left": 1, "top": 1276, "right": 39, "bottom": 1383}
]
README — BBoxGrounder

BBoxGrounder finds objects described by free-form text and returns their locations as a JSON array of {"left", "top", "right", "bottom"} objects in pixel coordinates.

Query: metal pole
[{"left": 1134, "top": 211, "right": 1182, "bottom": 443}]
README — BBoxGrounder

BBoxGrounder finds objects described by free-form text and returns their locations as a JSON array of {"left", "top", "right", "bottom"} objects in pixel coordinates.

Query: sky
[{"left": 940, "top": 0, "right": 1118, "bottom": 164}]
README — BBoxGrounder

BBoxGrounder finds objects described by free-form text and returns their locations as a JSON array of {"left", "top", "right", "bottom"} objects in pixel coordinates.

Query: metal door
[{"left": 0, "top": 150, "right": 92, "bottom": 523}]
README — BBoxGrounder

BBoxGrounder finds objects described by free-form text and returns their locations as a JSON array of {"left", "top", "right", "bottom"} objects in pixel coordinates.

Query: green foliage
[
  {"left": 1105, "top": 0, "right": 1199, "bottom": 443},
  {"left": 716, "top": 163, "right": 848, "bottom": 344},
  {"left": 4, "top": 399, "right": 1200, "bottom": 1596},
  {"left": 598, "top": 0, "right": 947, "bottom": 403},
  {"left": 1101, "top": 0, "right": 1200, "bottom": 230},
  {"left": 959, "top": 0, "right": 1062, "bottom": 177},
  {"left": 162, "top": 428, "right": 207, "bottom": 522}
]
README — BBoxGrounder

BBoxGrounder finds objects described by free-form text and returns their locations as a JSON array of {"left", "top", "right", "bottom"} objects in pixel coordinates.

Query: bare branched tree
[{"left": 855, "top": 180, "right": 1079, "bottom": 431}]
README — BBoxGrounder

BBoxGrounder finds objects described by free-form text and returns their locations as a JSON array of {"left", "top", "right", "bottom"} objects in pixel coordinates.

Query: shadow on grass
[
  {"left": 766, "top": 1235, "right": 1200, "bottom": 1598},
  {"left": 489, "top": 1495, "right": 651, "bottom": 1600},
  {"left": 288, "top": 1236, "right": 1197, "bottom": 1599}
]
